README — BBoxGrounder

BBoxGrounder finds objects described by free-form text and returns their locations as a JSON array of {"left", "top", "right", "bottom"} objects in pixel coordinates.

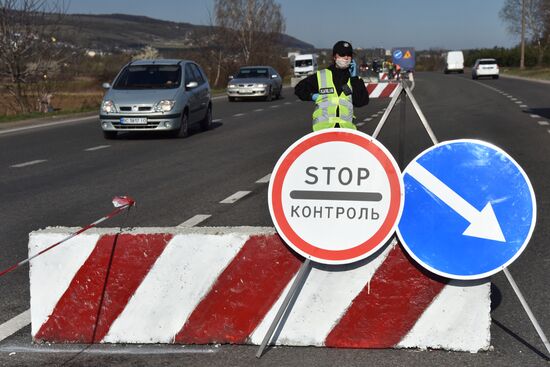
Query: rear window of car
[
  {"left": 479, "top": 60, "right": 497, "bottom": 65},
  {"left": 113, "top": 65, "right": 181, "bottom": 89},
  {"left": 236, "top": 68, "right": 269, "bottom": 78}
]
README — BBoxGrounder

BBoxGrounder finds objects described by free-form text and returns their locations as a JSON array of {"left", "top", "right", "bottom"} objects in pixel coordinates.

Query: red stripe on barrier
[
  {"left": 174, "top": 235, "right": 302, "bottom": 344},
  {"left": 366, "top": 84, "right": 377, "bottom": 94},
  {"left": 379, "top": 83, "right": 398, "bottom": 98},
  {"left": 324, "top": 243, "right": 446, "bottom": 348},
  {"left": 34, "top": 233, "right": 172, "bottom": 343}
]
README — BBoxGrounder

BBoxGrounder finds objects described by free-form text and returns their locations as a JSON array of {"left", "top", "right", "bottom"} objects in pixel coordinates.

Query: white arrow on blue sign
[{"left": 397, "top": 140, "right": 536, "bottom": 280}]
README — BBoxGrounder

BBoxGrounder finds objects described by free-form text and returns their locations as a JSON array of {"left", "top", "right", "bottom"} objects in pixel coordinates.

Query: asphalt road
[{"left": 0, "top": 73, "right": 549, "bottom": 366}]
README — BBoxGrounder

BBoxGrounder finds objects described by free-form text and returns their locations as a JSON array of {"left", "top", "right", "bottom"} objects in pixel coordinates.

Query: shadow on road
[{"left": 525, "top": 108, "right": 550, "bottom": 119}]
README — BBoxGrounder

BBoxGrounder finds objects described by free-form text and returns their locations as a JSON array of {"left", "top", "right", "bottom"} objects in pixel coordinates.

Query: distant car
[
  {"left": 227, "top": 66, "right": 282, "bottom": 101},
  {"left": 99, "top": 59, "right": 212, "bottom": 139},
  {"left": 472, "top": 58, "right": 499, "bottom": 80}
]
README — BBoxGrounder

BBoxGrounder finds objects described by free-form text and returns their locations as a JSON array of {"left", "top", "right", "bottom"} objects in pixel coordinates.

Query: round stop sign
[{"left": 269, "top": 129, "right": 403, "bottom": 264}]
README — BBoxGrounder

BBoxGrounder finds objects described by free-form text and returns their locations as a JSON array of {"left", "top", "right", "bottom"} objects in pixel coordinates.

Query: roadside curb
[
  {"left": 0, "top": 111, "right": 98, "bottom": 132},
  {"left": 500, "top": 73, "right": 550, "bottom": 85}
]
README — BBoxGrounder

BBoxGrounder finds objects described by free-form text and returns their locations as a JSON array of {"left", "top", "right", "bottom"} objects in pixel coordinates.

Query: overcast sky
[{"left": 67, "top": 0, "right": 517, "bottom": 50}]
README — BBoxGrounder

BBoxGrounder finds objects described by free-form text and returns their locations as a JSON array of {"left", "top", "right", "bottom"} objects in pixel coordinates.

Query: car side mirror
[
  {"left": 102, "top": 82, "right": 111, "bottom": 89},
  {"left": 271, "top": 74, "right": 278, "bottom": 79},
  {"left": 186, "top": 81, "right": 199, "bottom": 89}
]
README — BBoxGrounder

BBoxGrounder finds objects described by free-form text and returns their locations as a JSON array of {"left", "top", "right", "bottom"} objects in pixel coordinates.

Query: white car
[{"left": 472, "top": 59, "right": 499, "bottom": 80}]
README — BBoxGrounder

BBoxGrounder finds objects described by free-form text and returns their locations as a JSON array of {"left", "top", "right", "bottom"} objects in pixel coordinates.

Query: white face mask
[{"left": 335, "top": 57, "right": 351, "bottom": 69}]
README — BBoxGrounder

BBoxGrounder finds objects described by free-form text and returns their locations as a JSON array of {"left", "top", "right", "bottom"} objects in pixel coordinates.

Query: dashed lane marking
[
  {"left": 515, "top": 101, "right": 522, "bottom": 104},
  {"left": 177, "top": 215, "right": 212, "bottom": 228},
  {"left": 364, "top": 118, "right": 373, "bottom": 122},
  {"left": 212, "top": 119, "right": 222, "bottom": 123},
  {"left": 356, "top": 122, "right": 365, "bottom": 127},
  {"left": 520, "top": 105, "right": 528, "bottom": 108},
  {"left": 10, "top": 159, "right": 47, "bottom": 168},
  {"left": 538, "top": 121, "right": 549, "bottom": 126},
  {"left": 256, "top": 174, "right": 271, "bottom": 183},
  {"left": 233, "top": 113, "right": 245, "bottom": 117},
  {"left": 254, "top": 109, "right": 264, "bottom": 112},
  {"left": 284, "top": 102, "right": 292, "bottom": 105},
  {"left": 0, "top": 310, "right": 30, "bottom": 342},
  {"left": 270, "top": 105, "right": 280, "bottom": 108},
  {"left": 530, "top": 114, "right": 541, "bottom": 118},
  {"left": 84, "top": 145, "right": 110, "bottom": 152},
  {"left": 220, "top": 191, "right": 251, "bottom": 204}
]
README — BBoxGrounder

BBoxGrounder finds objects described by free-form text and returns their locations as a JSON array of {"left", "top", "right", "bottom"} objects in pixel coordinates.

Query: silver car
[
  {"left": 100, "top": 59, "right": 212, "bottom": 139},
  {"left": 227, "top": 66, "right": 282, "bottom": 102}
]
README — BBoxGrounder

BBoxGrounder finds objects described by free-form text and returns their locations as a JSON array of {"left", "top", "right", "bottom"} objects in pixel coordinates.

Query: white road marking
[
  {"left": 84, "top": 145, "right": 110, "bottom": 152},
  {"left": 256, "top": 173, "right": 271, "bottom": 183},
  {"left": 530, "top": 114, "right": 541, "bottom": 118},
  {"left": 0, "top": 310, "right": 30, "bottom": 342},
  {"left": 356, "top": 122, "right": 365, "bottom": 127},
  {"left": 510, "top": 98, "right": 517, "bottom": 101},
  {"left": 538, "top": 121, "right": 549, "bottom": 126},
  {"left": 371, "top": 114, "right": 379, "bottom": 117},
  {"left": 233, "top": 113, "right": 245, "bottom": 117},
  {"left": 0, "top": 116, "right": 97, "bottom": 135},
  {"left": 520, "top": 105, "right": 528, "bottom": 108},
  {"left": 0, "top": 345, "right": 218, "bottom": 355},
  {"left": 220, "top": 191, "right": 251, "bottom": 204},
  {"left": 254, "top": 109, "right": 264, "bottom": 112},
  {"left": 270, "top": 105, "right": 280, "bottom": 108},
  {"left": 212, "top": 119, "right": 222, "bottom": 123},
  {"left": 514, "top": 101, "right": 522, "bottom": 104},
  {"left": 177, "top": 214, "right": 211, "bottom": 228},
  {"left": 10, "top": 159, "right": 47, "bottom": 168},
  {"left": 364, "top": 117, "right": 373, "bottom": 121},
  {"left": 284, "top": 102, "right": 292, "bottom": 105}
]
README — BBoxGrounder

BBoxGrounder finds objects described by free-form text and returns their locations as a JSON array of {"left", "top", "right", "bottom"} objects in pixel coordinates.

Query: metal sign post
[{"left": 374, "top": 79, "right": 549, "bottom": 356}]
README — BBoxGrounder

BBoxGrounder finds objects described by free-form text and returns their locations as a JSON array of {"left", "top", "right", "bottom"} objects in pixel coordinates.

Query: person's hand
[
  {"left": 349, "top": 60, "right": 357, "bottom": 77},
  {"left": 311, "top": 93, "right": 319, "bottom": 101}
]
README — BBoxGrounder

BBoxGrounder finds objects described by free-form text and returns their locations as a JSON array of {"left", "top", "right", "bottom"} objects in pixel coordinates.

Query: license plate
[
  {"left": 121, "top": 117, "right": 147, "bottom": 124},
  {"left": 239, "top": 89, "right": 253, "bottom": 94}
]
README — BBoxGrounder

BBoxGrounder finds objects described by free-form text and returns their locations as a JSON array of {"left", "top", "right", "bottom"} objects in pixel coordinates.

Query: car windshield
[
  {"left": 236, "top": 68, "right": 269, "bottom": 78},
  {"left": 479, "top": 60, "right": 497, "bottom": 65},
  {"left": 295, "top": 60, "right": 312, "bottom": 67},
  {"left": 113, "top": 65, "right": 181, "bottom": 89}
]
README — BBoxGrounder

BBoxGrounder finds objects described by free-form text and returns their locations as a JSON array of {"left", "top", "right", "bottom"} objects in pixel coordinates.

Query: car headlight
[
  {"left": 154, "top": 100, "right": 175, "bottom": 112},
  {"left": 227, "top": 84, "right": 237, "bottom": 89},
  {"left": 256, "top": 83, "right": 267, "bottom": 88},
  {"left": 101, "top": 100, "right": 116, "bottom": 113}
]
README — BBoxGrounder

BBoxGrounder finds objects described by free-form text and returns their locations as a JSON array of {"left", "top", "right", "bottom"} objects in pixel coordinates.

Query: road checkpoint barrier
[
  {"left": 365, "top": 82, "right": 399, "bottom": 98},
  {"left": 29, "top": 227, "right": 490, "bottom": 351}
]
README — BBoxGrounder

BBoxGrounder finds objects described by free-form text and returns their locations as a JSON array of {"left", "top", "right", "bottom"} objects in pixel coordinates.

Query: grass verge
[{"left": 501, "top": 67, "right": 550, "bottom": 81}]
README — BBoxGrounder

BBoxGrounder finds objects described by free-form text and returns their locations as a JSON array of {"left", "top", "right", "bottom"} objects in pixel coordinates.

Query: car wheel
[
  {"left": 265, "top": 87, "right": 273, "bottom": 102},
  {"left": 103, "top": 131, "right": 117, "bottom": 139},
  {"left": 200, "top": 104, "right": 212, "bottom": 131},
  {"left": 228, "top": 96, "right": 236, "bottom": 102},
  {"left": 172, "top": 111, "right": 189, "bottom": 138},
  {"left": 276, "top": 87, "right": 282, "bottom": 99}
]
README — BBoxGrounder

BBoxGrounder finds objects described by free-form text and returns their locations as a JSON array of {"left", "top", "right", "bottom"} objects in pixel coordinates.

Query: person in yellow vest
[{"left": 295, "top": 41, "right": 369, "bottom": 131}]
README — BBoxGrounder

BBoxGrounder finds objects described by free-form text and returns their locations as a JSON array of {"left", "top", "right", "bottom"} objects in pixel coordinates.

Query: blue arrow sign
[
  {"left": 393, "top": 50, "right": 403, "bottom": 60},
  {"left": 397, "top": 140, "right": 536, "bottom": 280}
]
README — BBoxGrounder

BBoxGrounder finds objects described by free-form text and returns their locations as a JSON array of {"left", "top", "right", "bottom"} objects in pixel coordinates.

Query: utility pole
[{"left": 520, "top": 0, "right": 526, "bottom": 69}]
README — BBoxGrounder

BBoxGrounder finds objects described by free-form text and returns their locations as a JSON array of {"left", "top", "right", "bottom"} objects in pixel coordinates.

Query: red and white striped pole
[{"left": 0, "top": 196, "right": 135, "bottom": 278}]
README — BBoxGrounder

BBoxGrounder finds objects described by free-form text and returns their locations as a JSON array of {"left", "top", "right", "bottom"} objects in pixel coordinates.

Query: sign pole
[
  {"left": 503, "top": 268, "right": 550, "bottom": 355},
  {"left": 398, "top": 85, "right": 406, "bottom": 169},
  {"left": 256, "top": 259, "right": 312, "bottom": 358}
]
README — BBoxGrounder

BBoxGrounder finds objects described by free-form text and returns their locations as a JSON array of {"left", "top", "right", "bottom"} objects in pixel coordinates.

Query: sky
[{"left": 66, "top": 0, "right": 518, "bottom": 51}]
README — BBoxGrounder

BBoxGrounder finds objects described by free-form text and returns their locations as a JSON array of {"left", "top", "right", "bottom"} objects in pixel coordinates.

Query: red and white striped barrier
[
  {"left": 366, "top": 83, "right": 399, "bottom": 98},
  {"left": 379, "top": 72, "right": 389, "bottom": 81},
  {"left": 29, "top": 227, "right": 490, "bottom": 352}
]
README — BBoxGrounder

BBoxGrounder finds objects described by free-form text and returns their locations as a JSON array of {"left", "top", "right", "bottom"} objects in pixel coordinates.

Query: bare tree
[
  {"left": 214, "top": 0, "right": 285, "bottom": 65},
  {"left": 500, "top": 0, "right": 548, "bottom": 66},
  {"left": 0, "top": 0, "right": 68, "bottom": 113}
]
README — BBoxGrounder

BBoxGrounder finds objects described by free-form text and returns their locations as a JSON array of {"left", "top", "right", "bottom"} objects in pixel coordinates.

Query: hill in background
[{"left": 57, "top": 13, "right": 315, "bottom": 52}]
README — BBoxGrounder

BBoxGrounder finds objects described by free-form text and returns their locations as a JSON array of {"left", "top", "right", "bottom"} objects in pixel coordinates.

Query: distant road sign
[
  {"left": 397, "top": 140, "right": 536, "bottom": 280},
  {"left": 392, "top": 47, "right": 415, "bottom": 71},
  {"left": 269, "top": 129, "right": 403, "bottom": 265}
]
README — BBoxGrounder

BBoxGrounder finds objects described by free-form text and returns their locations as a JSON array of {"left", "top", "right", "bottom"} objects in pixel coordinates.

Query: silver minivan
[{"left": 100, "top": 59, "right": 212, "bottom": 139}]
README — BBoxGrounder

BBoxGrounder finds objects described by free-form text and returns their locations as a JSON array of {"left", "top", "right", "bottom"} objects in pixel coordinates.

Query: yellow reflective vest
[{"left": 312, "top": 69, "right": 356, "bottom": 131}]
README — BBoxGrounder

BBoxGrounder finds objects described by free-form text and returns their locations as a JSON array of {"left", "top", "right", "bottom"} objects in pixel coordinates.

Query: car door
[
  {"left": 190, "top": 64, "right": 210, "bottom": 119},
  {"left": 184, "top": 63, "right": 200, "bottom": 122},
  {"left": 270, "top": 68, "right": 282, "bottom": 94}
]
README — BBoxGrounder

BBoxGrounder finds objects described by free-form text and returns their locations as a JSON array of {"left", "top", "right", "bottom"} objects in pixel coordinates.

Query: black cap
[{"left": 332, "top": 40, "right": 353, "bottom": 56}]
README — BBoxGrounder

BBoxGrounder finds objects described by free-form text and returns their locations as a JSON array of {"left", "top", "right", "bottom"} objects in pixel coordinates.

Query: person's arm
[
  {"left": 294, "top": 74, "right": 319, "bottom": 101},
  {"left": 350, "top": 76, "right": 369, "bottom": 107}
]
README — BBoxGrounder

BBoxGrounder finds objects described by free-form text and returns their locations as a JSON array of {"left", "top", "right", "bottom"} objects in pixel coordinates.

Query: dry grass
[{"left": 501, "top": 67, "right": 550, "bottom": 81}]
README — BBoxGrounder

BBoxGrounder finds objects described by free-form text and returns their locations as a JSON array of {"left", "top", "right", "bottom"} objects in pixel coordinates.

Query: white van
[
  {"left": 444, "top": 51, "right": 464, "bottom": 74},
  {"left": 294, "top": 54, "right": 318, "bottom": 77}
]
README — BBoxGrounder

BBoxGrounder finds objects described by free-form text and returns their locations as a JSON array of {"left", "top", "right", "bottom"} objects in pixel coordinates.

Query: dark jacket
[{"left": 294, "top": 64, "right": 369, "bottom": 107}]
